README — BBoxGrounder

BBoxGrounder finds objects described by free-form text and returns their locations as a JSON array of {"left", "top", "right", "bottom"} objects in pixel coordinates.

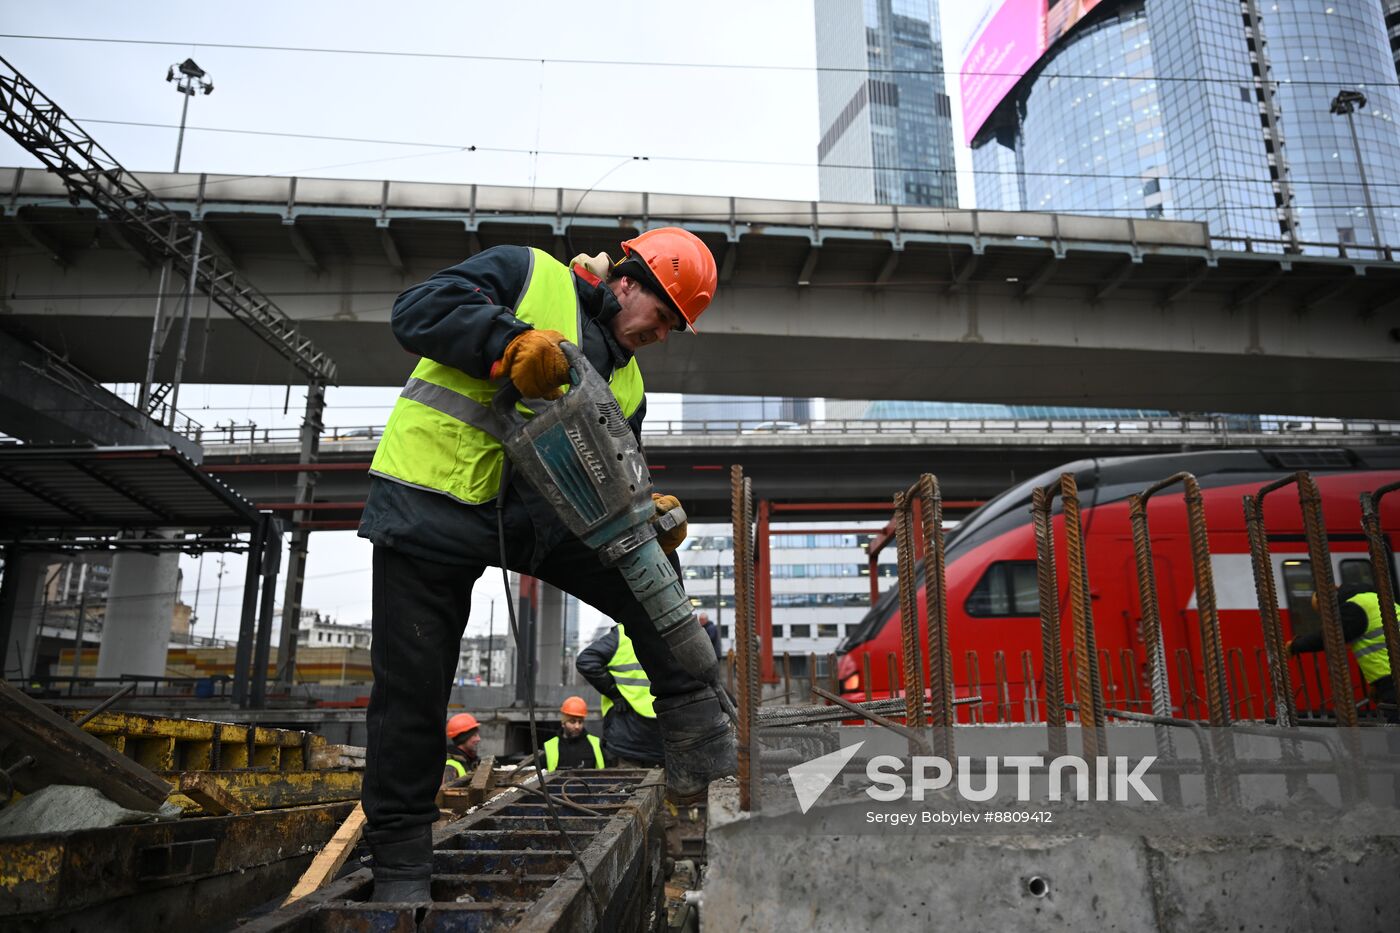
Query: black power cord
[{"left": 496, "top": 460, "right": 606, "bottom": 922}]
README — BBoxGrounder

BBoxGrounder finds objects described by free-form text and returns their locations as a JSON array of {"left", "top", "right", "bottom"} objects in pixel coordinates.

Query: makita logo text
[{"left": 566, "top": 428, "right": 608, "bottom": 485}]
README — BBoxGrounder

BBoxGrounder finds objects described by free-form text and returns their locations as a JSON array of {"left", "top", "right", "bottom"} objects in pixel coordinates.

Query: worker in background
[
  {"left": 443, "top": 713, "right": 480, "bottom": 784},
  {"left": 357, "top": 228, "right": 734, "bottom": 902},
  {"left": 578, "top": 621, "right": 665, "bottom": 768},
  {"left": 1290, "top": 585, "right": 1399, "bottom": 722},
  {"left": 542, "top": 696, "right": 605, "bottom": 770},
  {"left": 697, "top": 611, "right": 722, "bottom": 659}
]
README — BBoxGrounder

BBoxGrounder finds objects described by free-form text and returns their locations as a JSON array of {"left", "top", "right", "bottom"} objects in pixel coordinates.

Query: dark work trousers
[{"left": 363, "top": 512, "right": 704, "bottom": 842}]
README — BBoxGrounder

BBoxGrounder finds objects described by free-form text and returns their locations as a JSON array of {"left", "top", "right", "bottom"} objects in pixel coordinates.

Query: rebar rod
[
  {"left": 892, "top": 491, "right": 927, "bottom": 728},
  {"left": 1244, "top": 495, "right": 1295, "bottom": 727}
]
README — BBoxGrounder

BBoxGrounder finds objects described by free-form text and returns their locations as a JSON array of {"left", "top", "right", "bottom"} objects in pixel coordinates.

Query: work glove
[
  {"left": 499, "top": 329, "right": 569, "bottom": 400},
  {"left": 652, "top": 493, "right": 687, "bottom": 553},
  {"left": 570, "top": 251, "right": 612, "bottom": 279}
]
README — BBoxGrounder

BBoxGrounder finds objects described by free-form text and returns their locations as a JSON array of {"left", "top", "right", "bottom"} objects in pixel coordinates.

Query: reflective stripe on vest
[
  {"left": 369, "top": 247, "right": 645, "bottom": 505},
  {"left": 1348, "top": 592, "right": 1398, "bottom": 683},
  {"left": 445, "top": 758, "right": 467, "bottom": 778},
  {"left": 544, "top": 733, "right": 605, "bottom": 770},
  {"left": 599, "top": 625, "right": 657, "bottom": 720}
]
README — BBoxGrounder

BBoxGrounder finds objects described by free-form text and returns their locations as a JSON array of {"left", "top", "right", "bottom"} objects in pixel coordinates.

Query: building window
[
  {"left": 790, "top": 624, "right": 812, "bottom": 638},
  {"left": 817, "top": 624, "right": 840, "bottom": 638}
]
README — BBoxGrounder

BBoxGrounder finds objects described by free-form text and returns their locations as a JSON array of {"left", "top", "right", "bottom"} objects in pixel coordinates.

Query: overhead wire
[{"left": 4, "top": 32, "right": 1400, "bottom": 88}]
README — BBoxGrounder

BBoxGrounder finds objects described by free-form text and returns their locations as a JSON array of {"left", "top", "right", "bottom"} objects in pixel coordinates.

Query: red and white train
[{"left": 835, "top": 447, "right": 1400, "bottom": 722}]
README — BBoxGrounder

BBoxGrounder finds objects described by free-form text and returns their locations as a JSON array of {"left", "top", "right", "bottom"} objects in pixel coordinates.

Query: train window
[
  {"left": 790, "top": 624, "right": 811, "bottom": 638},
  {"left": 1338, "top": 560, "right": 1375, "bottom": 589},
  {"left": 1282, "top": 560, "right": 1377, "bottom": 638},
  {"left": 818, "top": 624, "right": 840, "bottom": 638},
  {"left": 965, "top": 561, "right": 1039, "bottom": 617},
  {"left": 1281, "top": 561, "right": 1319, "bottom": 640}
]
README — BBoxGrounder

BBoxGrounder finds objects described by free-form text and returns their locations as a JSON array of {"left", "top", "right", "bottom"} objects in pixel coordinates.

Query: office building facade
[
  {"left": 676, "top": 523, "right": 900, "bottom": 676},
  {"left": 968, "top": 0, "right": 1400, "bottom": 253},
  {"left": 816, "top": 0, "right": 959, "bottom": 206}
]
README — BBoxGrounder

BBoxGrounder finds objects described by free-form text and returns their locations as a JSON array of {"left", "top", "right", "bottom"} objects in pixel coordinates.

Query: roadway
[{"left": 3, "top": 168, "right": 1399, "bottom": 418}]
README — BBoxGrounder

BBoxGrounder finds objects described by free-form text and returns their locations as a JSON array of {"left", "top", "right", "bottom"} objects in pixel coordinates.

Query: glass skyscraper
[
  {"left": 815, "top": 0, "right": 959, "bottom": 206},
  {"left": 970, "top": 0, "right": 1400, "bottom": 254}
]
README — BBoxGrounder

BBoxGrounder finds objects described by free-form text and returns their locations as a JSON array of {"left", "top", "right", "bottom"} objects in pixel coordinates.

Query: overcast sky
[{"left": 0, "top": 0, "right": 992, "bottom": 642}]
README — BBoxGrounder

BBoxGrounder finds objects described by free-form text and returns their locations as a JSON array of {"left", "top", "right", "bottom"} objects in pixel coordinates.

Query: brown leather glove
[
  {"left": 652, "top": 493, "right": 687, "bottom": 553},
  {"left": 500, "top": 329, "right": 569, "bottom": 400}
]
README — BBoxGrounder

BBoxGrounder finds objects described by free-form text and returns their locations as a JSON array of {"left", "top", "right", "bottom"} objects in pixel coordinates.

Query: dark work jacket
[
  {"left": 358, "top": 245, "right": 646, "bottom": 566},
  {"left": 702, "top": 620, "right": 722, "bottom": 659},
  {"left": 576, "top": 626, "right": 665, "bottom": 766},
  {"left": 550, "top": 728, "right": 604, "bottom": 769},
  {"left": 443, "top": 742, "right": 479, "bottom": 784}
]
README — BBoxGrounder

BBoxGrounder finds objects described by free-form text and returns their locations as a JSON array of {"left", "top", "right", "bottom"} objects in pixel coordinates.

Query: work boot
[
  {"left": 654, "top": 687, "right": 737, "bottom": 800},
  {"left": 367, "top": 825, "right": 433, "bottom": 903}
]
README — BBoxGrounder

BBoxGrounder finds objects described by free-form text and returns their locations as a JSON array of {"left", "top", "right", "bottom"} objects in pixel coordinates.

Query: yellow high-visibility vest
[
  {"left": 543, "top": 733, "right": 604, "bottom": 770},
  {"left": 600, "top": 625, "right": 657, "bottom": 720},
  {"left": 370, "top": 248, "right": 644, "bottom": 504},
  {"left": 1347, "top": 592, "right": 1398, "bottom": 683}
]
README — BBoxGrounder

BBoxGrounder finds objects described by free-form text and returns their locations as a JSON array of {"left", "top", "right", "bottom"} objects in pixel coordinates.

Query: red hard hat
[
  {"left": 560, "top": 696, "right": 589, "bottom": 718},
  {"left": 446, "top": 713, "right": 479, "bottom": 739},
  {"left": 620, "top": 227, "right": 717, "bottom": 333}
]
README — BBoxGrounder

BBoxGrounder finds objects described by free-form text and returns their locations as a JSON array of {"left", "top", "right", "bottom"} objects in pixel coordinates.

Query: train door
[
  {"left": 1118, "top": 539, "right": 1187, "bottom": 717},
  {"left": 1278, "top": 553, "right": 1383, "bottom": 717}
]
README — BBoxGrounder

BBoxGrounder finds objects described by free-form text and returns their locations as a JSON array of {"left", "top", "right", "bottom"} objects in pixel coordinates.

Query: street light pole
[
  {"left": 167, "top": 58, "right": 213, "bottom": 173},
  {"left": 485, "top": 598, "right": 495, "bottom": 686},
  {"left": 1330, "top": 89, "right": 1384, "bottom": 257}
]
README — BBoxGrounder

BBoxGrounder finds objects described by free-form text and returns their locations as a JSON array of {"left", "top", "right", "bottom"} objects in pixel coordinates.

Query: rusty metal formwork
[
  {"left": 240, "top": 769, "right": 665, "bottom": 932},
  {"left": 1, "top": 802, "right": 355, "bottom": 930}
]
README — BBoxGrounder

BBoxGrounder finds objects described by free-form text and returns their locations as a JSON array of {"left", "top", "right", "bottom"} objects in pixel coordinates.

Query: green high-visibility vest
[
  {"left": 445, "top": 758, "right": 468, "bottom": 779},
  {"left": 543, "top": 733, "right": 604, "bottom": 770},
  {"left": 1347, "top": 592, "right": 1398, "bottom": 684},
  {"left": 600, "top": 626, "right": 657, "bottom": 720},
  {"left": 369, "top": 248, "right": 645, "bottom": 505}
]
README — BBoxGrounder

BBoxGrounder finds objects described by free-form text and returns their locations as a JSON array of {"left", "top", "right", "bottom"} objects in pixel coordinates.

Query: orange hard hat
[
  {"left": 446, "top": 712, "right": 480, "bottom": 739},
  {"left": 620, "top": 227, "right": 717, "bottom": 332},
  {"left": 560, "top": 696, "right": 589, "bottom": 718}
]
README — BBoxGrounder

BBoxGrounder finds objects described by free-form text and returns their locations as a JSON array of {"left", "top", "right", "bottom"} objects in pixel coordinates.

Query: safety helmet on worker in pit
[
  {"left": 446, "top": 712, "right": 480, "bottom": 739},
  {"left": 617, "top": 227, "right": 717, "bottom": 333},
  {"left": 560, "top": 696, "right": 589, "bottom": 718}
]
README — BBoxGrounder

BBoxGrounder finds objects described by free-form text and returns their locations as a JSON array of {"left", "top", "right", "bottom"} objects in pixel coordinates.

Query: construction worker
[
  {"left": 697, "top": 611, "right": 722, "bottom": 659},
  {"left": 443, "top": 713, "right": 480, "bottom": 784},
  {"left": 357, "top": 228, "right": 735, "bottom": 901},
  {"left": 578, "top": 621, "right": 665, "bottom": 767},
  {"left": 542, "top": 696, "right": 605, "bottom": 770},
  {"left": 1290, "top": 586, "right": 1399, "bottom": 722}
]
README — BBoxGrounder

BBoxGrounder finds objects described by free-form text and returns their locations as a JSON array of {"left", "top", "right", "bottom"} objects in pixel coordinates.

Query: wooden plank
[
  {"left": 177, "top": 772, "right": 251, "bottom": 815},
  {"left": 466, "top": 756, "right": 497, "bottom": 806},
  {"left": 309, "top": 743, "right": 365, "bottom": 769},
  {"left": 280, "top": 803, "right": 366, "bottom": 906},
  {"left": 0, "top": 681, "right": 170, "bottom": 811}
]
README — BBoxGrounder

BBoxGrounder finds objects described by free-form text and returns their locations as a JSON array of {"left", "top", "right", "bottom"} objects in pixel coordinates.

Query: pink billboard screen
[{"left": 960, "top": 0, "right": 1106, "bottom": 145}]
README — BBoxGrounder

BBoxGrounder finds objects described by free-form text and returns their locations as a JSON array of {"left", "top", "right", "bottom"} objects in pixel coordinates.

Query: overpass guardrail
[{"left": 188, "top": 417, "right": 1400, "bottom": 448}]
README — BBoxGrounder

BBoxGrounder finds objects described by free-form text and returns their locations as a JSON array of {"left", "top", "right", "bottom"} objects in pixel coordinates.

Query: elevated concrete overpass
[
  {"left": 198, "top": 418, "right": 1400, "bottom": 524},
  {"left": 3, "top": 168, "right": 1399, "bottom": 419}
]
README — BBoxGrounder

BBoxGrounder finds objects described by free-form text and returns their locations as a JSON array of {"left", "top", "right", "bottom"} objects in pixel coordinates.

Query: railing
[{"left": 190, "top": 416, "right": 1400, "bottom": 447}]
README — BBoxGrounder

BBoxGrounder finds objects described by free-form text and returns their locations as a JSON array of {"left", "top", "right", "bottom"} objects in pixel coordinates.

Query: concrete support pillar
[
  {"left": 0, "top": 550, "right": 58, "bottom": 680},
  {"left": 96, "top": 541, "right": 179, "bottom": 678},
  {"left": 537, "top": 582, "right": 565, "bottom": 687}
]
